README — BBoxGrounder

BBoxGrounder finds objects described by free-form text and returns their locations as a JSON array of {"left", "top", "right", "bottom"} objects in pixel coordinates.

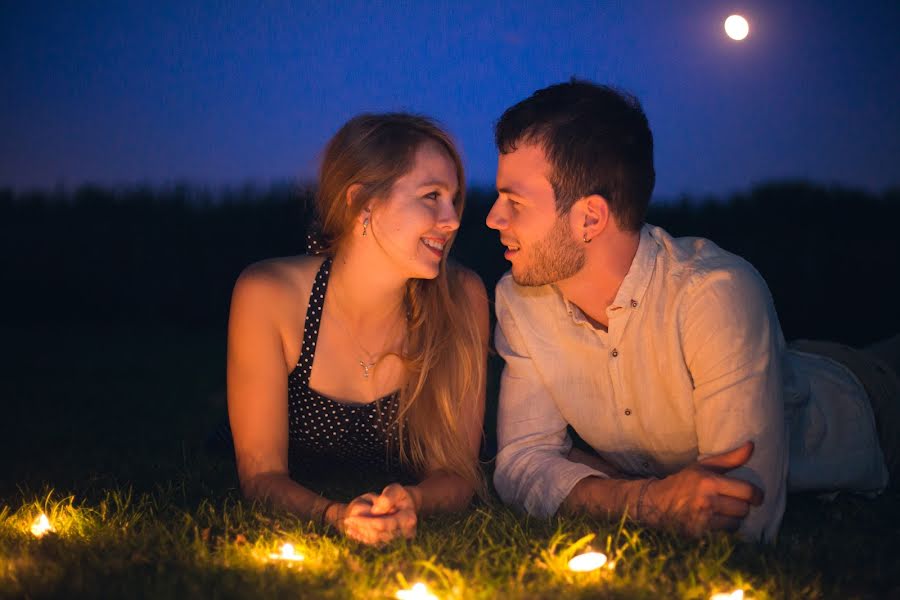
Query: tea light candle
[
  {"left": 395, "top": 582, "right": 438, "bottom": 600},
  {"left": 567, "top": 551, "right": 608, "bottom": 572},
  {"left": 30, "top": 513, "right": 53, "bottom": 538}
]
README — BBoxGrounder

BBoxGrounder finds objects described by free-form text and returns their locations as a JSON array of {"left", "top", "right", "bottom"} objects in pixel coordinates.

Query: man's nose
[{"left": 486, "top": 198, "right": 507, "bottom": 230}]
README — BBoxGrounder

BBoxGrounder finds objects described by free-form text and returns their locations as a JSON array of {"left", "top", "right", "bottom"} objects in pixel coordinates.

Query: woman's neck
[{"left": 326, "top": 243, "right": 408, "bottom": 329}]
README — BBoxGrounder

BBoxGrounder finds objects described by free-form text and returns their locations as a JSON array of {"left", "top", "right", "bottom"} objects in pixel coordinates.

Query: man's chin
[{"left": 510, "top": 266, "right": 544, "bottom": 287}]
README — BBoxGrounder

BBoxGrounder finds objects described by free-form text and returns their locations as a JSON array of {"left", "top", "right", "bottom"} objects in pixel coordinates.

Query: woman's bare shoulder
[{"left": 232, "top": 255, "right": 325, "bottom": 313}]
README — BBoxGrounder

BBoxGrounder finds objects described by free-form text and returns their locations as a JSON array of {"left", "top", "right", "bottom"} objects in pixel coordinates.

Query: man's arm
[
  {"left": 493, "top": 281, "right": 610, "bottom": 517},
  {"left": 671, "top": 263, "right": 789, "bottom": 542},
  {"left": 563, "top": 265, "right": 777, "bottom": 536}
]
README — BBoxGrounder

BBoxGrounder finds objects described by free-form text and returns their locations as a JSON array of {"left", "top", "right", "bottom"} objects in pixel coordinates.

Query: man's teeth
[{"left": 422, "top": 238, "right": 445, "bottom": 251}]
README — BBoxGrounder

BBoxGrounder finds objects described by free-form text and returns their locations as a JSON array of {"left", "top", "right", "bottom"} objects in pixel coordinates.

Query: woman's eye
[{"left": 424, "top": 191, "right": 440, "bottom": 201}]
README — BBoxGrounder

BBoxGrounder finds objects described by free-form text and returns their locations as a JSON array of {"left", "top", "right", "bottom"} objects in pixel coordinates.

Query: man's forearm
[{"left": 560, "top": 475, "right": 648, "bottom": 519}]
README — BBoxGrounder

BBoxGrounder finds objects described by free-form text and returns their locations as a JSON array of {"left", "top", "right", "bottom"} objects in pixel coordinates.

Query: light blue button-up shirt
[{"left": 493, "top": 224, "right": 888, "bottom": 542}]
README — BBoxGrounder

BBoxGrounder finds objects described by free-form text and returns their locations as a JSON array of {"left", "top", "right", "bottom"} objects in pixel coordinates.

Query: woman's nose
[{"left": 437, "top": 201, "right": 460, "bottom": 231}]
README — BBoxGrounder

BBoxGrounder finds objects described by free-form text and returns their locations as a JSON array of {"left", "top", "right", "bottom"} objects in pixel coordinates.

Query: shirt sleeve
[
  {"left": 493, "top": 280, "right": 608, "bottom": 517},
  {"left": 680, "top": 263, "right": 789, "bottom": 542}
]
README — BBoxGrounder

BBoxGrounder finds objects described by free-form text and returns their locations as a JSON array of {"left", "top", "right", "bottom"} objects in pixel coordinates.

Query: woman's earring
[
  {"left": 362, "top": 218, "right": 369, "bottom": 237},
  {"left": 583, "top": 231, "right": 591, "bottom": 244}
]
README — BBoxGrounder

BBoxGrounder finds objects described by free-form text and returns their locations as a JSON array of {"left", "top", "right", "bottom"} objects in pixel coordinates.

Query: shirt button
[
  {"left": 624, "top": 408, "right": 632, "bottom": 416},
  {"left": 611, "top": 348, "right": 619, "bottom": 357},
  {"left": 631, "top": 299, "right": 638, "bottom": 308}
]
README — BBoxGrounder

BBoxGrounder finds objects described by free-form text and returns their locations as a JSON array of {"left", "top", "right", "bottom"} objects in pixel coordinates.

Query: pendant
[{"left": 359, "top": 360, "right": 376, "bottom": 379}]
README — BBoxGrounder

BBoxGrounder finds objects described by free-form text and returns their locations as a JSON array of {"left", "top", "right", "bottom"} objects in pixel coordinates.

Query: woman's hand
[
  {"left": 326, "top": 485, "right": 417, "bottom": 545},
  {"left": 372, "top": 483, "right": 419, "bottom": 517}
]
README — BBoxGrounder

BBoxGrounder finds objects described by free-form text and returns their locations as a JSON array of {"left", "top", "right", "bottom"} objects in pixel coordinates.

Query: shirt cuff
[{"left": 522, "top": 461, "right": 611, "bottom": 518}]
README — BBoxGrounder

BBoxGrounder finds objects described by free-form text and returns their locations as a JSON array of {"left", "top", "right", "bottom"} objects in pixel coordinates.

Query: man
[{"left": 487, "top": 80, "right": 897, "bottom": 542}]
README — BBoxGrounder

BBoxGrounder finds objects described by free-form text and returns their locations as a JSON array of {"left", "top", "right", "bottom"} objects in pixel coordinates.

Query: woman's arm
[
  {"left": 227, "top": 262, "right": 333, "bottom": 520},
  {"left": 404, "top": 269, "right": 490, "bottom": 515},
  {"left": 228, "top": 262, "right": 413, "bottom": 545}
]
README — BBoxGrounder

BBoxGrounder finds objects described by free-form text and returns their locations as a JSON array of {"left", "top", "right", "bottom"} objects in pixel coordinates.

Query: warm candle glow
[
  {"left": 567, "top": 551, "right": 608, "bottom": 572},
  {"left": 268, "top": 542, "right": 304, "bottom": 562},
  {"left": 395, "top": 582, "right": 438, "bottom": 600},
  {"left": 711, "top": 590, "right": 744, "bottom": 600},
  {"left": 30, "top": 513, "right": 53, "bottom": 537}
]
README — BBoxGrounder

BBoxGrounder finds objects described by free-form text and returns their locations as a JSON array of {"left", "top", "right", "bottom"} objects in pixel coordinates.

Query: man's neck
[{"left": 556, "top": 229, "right": 641, "bottom": 329}]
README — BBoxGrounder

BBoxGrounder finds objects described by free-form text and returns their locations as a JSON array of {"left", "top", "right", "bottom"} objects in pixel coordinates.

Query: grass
[{"left": 1, "top": 323, "right": 898, "bottom": 599}]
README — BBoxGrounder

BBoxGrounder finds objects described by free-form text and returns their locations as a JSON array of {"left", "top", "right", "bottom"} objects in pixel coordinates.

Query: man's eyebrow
[{"left": 497, "top": 186, "right": 522, "bottom": 196}]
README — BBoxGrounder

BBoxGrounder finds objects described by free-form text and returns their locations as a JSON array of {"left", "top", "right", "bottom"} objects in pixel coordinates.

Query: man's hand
[
  {"left": 327, "top": 484, "right": 418, "bottom": 545},
  {"left": 642, "top": 441, "right": 764, "bottom": 536}
]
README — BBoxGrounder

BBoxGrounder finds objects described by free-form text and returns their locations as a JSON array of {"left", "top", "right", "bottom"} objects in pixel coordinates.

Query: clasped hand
[
  {"left": 330, "top": 483, "right": 418, "bottom": 545},
  {"left": 642, "top": 441, "right": 764, "bottom": 536}
]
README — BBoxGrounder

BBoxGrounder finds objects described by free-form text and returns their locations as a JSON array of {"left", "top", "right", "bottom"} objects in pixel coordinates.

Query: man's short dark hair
[{"left": 495, "top": 79, "right": 655, "bottom": 231}]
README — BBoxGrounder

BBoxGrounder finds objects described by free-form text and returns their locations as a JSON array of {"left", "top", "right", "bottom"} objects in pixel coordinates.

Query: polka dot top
[{"left": 286, "top": 257, "right": 403, "bottom": 477}]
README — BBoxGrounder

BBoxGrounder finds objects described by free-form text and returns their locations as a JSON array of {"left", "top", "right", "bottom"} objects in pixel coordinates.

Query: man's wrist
[{"left": 635, "top": 478, "right": 658, "bottom": 523}]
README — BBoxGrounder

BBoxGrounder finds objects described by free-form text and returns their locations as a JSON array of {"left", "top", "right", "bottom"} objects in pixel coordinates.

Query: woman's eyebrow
[{"left": 416, "top": 179, "right": 452, "bottom": 190}]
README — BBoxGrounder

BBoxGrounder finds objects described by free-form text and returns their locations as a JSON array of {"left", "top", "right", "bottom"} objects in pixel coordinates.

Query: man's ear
[{"left": 571, "top": 194, "right": 610, "bottom": 241}]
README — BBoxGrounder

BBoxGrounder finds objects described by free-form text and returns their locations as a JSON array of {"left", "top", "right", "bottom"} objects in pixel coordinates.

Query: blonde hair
[{"left": 314, "top": 113, "right": 486, "bottom": 495}]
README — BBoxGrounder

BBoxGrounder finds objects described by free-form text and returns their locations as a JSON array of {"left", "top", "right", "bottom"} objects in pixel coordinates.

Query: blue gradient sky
[{"left": 2, "top": 1, "right": 899, "bottom": 198}]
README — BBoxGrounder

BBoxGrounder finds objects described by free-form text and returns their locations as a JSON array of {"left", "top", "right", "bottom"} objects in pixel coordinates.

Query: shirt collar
[
  {"left": 609, "top": 224, "right": 658, "bottom": 312},
  {"left": 559, "top": 224, "right": 659, "bottom": 325}
]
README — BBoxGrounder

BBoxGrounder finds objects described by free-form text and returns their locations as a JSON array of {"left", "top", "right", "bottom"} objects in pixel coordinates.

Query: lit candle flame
[
  {"left": 395, "top": 582, "right": 438, "bottom": 600},
  {"left": 711, "top": 590, "right": 744, "bottom": 600},
  {"left": 567, "top": 551, "right": 608, "bottom": 572},
  {"left": 30, "top": 513, "right": 54, "bottom": 537},
  {"left": 268, "top": 542, "right": 304, "bottom": 562}
]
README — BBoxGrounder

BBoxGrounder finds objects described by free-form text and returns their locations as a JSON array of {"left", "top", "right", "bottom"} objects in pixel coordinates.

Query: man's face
[{"left": 486, "top": 143, "right": 585, "bottom": 286}]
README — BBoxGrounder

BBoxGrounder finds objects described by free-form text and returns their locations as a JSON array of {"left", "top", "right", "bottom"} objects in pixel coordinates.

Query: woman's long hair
[{"left": 313, "top": 113, "right": 485, "bottom": 495}]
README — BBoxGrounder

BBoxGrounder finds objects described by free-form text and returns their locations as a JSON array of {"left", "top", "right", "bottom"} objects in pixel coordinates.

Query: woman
[{"left": 226, "top": 113, "right": 488, "bottom": 545}]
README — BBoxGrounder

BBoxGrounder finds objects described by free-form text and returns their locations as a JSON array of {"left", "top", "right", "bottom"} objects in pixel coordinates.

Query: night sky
[{"left": 2, "top": 1, "right": 899, "bottom": 199}]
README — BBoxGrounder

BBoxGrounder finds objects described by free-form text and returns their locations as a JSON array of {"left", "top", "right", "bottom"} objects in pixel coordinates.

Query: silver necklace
[{"left": 327, "top": 295, "right": 405, "bottom": 380}]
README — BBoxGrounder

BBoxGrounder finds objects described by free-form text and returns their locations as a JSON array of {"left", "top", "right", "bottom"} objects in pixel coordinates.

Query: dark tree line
[{"left": 2, "top": 181, "right": 898, "bottom": 346}]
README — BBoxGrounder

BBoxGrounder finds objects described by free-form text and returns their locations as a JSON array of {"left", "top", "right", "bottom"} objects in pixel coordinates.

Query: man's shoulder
[{"left": 648, "top": 225, "right": 764, "bottom": 290}]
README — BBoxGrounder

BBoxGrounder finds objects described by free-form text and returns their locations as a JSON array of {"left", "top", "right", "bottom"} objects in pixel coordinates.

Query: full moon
[{"left": 724, "top": 15, "right": 749, "bottom": 41}]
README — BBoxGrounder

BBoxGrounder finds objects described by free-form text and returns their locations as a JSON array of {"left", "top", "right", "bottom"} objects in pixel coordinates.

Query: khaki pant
[{"left": 790, "top": 335, "right": 900, "bottom": 487}]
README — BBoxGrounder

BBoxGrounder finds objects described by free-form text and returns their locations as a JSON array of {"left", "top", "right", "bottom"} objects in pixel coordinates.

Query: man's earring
[{"left": 362, "top": 218, "right": 369, "bottom": 237}]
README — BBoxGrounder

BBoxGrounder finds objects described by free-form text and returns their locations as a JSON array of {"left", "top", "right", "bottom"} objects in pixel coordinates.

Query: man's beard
[{"left": 512, "top": 215, "right": 585, "bottom": 286}]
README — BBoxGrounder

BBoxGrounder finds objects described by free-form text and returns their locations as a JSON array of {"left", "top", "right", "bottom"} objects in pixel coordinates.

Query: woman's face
[{"left": 368, "top": 141, "right": 461, "bottom": 279}]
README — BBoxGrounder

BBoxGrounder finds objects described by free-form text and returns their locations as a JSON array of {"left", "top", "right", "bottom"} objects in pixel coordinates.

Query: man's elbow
[{"left": 493, "top": 450, "right": 532, "bottom": 511}]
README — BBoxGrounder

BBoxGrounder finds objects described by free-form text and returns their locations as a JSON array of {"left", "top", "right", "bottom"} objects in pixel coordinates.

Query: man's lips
[{"left": 501, "top": 239, "right": 520, "bottom": 260}]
